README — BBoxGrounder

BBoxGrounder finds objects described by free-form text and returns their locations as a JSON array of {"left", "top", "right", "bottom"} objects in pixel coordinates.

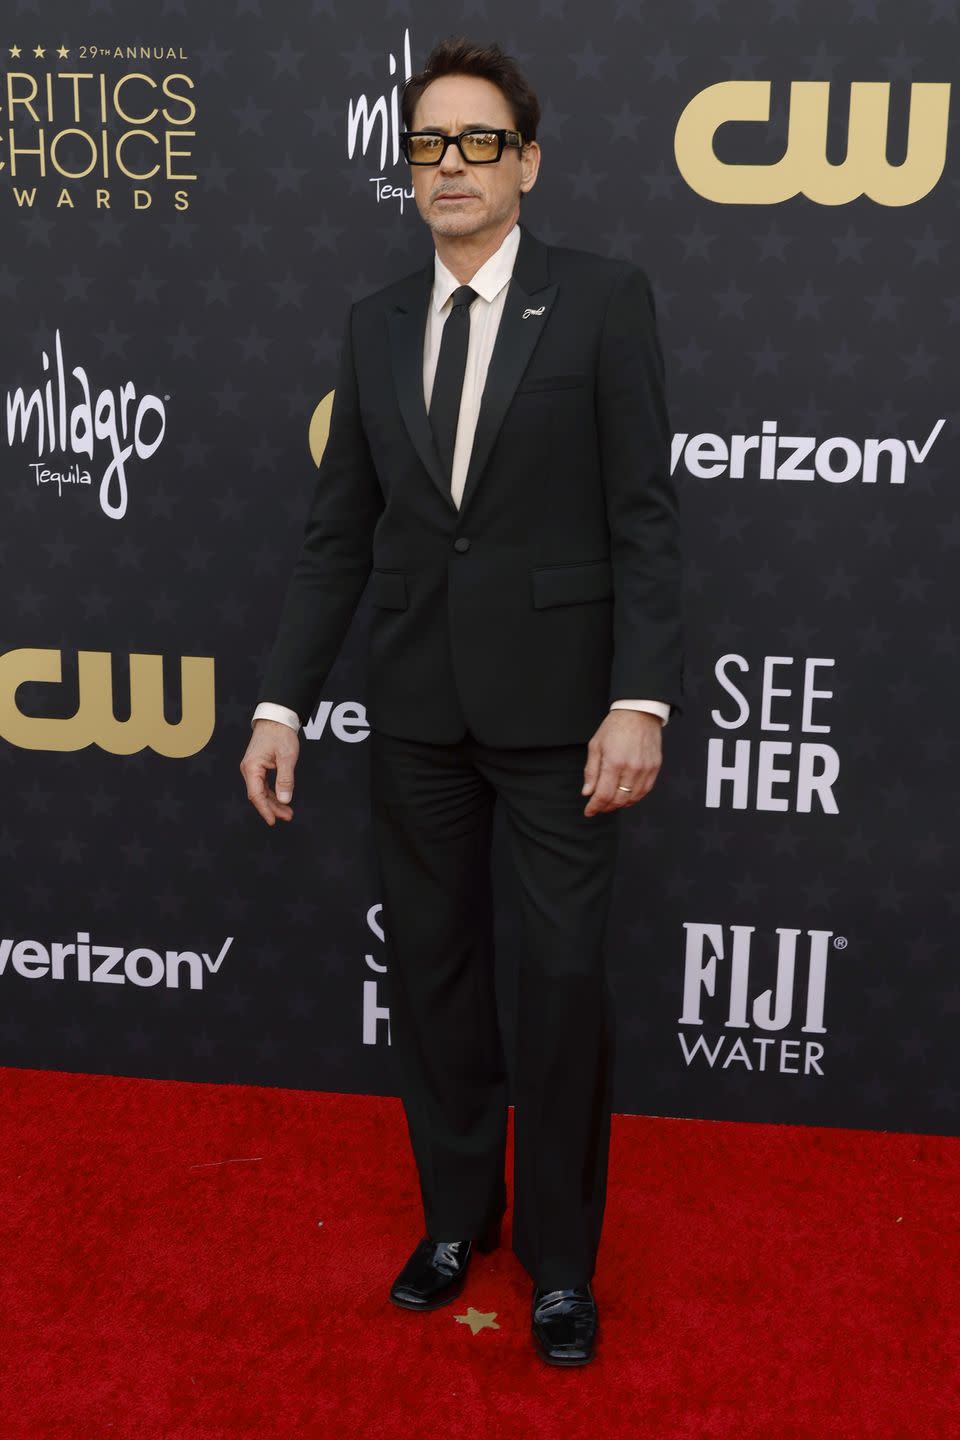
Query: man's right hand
[{"left": 240, "top": 718, "right": 301, "bottom": 826}]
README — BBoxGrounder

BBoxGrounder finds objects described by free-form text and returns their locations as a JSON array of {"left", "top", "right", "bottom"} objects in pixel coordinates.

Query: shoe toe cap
[
  {"left": 533, "top": 1325, "right": 595, "bottom": 1363},
  {"left": 391, "top": 1282, "right": 431, "bottom": 1307}
]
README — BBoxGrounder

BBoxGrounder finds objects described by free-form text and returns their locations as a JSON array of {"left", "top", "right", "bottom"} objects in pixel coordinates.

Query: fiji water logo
[
  {"left": 677, "top": 922, "right": 847, "bottom": 1077},
  {"left": 3, "top": 329, "right": 167, "bottom": 519}
]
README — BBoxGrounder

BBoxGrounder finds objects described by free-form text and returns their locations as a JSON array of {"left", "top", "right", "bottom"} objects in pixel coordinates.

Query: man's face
[{"left": 408, "top": 72, "right": 540, "bottom": 241}]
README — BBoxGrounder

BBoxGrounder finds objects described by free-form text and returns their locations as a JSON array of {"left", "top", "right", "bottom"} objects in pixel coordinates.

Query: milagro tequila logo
[
  {"left": 346, "top": 28, "right": 416, "bottom": 214},
  {"left": 3, "top": 329, "right": 166, "bottom": 518}
]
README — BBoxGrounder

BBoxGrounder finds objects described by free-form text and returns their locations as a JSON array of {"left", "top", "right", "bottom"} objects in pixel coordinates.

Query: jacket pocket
[
  {"left": 516, "top": 372, "right": 587, "bottom": 394},
  {"left": 532, "top": 558, "right": 613, "bottom": 609},
  {"left": 367, "top": 569, "right": 408, "bottom": 609}
]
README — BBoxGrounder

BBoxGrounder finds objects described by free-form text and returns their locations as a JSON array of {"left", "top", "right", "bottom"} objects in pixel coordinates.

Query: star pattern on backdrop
[{"left": 0, "top": 0, "right": 954, "bottom": 1141}]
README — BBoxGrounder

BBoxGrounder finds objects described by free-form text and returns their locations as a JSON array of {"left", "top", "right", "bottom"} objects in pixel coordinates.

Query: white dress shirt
[{"left": 253, "top": 222, "right": 669, "bottom": 733}]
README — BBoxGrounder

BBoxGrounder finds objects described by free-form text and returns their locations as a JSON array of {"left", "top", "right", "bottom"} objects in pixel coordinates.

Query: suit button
[{"left": 453, "top": 537, "right": 470, "bottom": 553}]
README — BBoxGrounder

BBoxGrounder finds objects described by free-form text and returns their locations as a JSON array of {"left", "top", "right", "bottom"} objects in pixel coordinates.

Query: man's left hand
[{"left": 581, "top": 710, "right": 663, "bottom": 816}]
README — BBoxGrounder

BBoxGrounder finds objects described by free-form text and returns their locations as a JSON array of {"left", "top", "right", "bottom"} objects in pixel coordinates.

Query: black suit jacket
[{"left": 258, "top": 223, "right": 683, "bottom": 747}]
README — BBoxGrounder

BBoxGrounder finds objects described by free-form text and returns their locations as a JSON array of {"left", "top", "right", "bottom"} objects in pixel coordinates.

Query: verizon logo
[{"left": 0, "top": 931, "right": 234, "bottom": 991}]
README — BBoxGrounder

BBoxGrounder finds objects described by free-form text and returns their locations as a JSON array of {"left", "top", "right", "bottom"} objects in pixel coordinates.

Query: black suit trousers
[{"left": 368, "top": 723, "right": 620, "bottom": 1291}]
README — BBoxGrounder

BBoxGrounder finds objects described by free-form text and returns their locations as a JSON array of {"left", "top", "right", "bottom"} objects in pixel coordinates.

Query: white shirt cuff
[
  {"left": 254, "top": 700, "right": 669, "bottom": 732},
  {"left": 609, "top": 699, "right": 671, "bottom": 726},
  {"left": 252, "top": 702, "right": 301, "bottom": 733}
]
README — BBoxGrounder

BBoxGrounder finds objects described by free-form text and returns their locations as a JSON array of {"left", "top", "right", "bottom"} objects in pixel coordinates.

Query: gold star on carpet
[
  {"left": 57, "top": 45, "right": 69, "bottom": 58},
  {"left": 9, "top": 45, "right": 21, "bottom": 58},
  {"left": 454, "top": 1307, "right": 500, "bottom": 1335},
  {"left": 33, "top": 44, "right": 45, "bottom": 58}
]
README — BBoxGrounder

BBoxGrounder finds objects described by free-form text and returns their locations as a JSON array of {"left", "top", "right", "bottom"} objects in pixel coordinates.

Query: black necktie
[{"left": 428, "top": 284, "right": 477, "bottom": 486}]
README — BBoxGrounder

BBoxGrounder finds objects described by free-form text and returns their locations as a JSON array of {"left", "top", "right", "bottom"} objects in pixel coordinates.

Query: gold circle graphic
[{"left": 308, "top": 389, "right": 335, "bottom": 468}]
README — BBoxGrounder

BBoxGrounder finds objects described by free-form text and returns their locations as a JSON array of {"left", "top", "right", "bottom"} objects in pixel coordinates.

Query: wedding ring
[{"left": 617, "top": 784, "right": 632, "bottom": 792}]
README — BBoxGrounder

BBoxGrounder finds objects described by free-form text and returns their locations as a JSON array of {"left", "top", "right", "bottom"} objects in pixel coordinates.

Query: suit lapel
[
  {"left": 387, "top": 224, "right": 557, "bottom": 517},
  {"left": 387, "top": 263, "right": 451, "bottom": 508},
  {"left": 458, "top": 227, "right": 556, "bottom": 518}
]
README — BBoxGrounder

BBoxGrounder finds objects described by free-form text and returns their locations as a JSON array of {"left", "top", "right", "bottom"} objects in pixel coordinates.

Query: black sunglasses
[{"left": 399, "top": 128, "right": 524, "bottom": 165}]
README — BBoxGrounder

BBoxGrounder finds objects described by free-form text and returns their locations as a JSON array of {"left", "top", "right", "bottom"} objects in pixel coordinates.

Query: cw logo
[
  {"left": 675, "top": 80, "right": 951, "bottom": 205},
  {"left": 0, "top": 649, "right": 215, "bottom": 757}
]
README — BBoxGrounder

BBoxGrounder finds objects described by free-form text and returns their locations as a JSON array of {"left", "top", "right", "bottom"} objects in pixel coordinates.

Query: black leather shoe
[
  {"left": 389, "top": 1214, "right": 501, "bottom": 1312},
  {"left": 531, "top": 1284, "right": 598, "bottom": 1365}
]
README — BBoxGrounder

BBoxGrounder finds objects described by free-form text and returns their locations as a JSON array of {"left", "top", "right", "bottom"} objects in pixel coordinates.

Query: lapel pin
[{"left": 522, "top": 306, "right": 545, "bottom": 319}]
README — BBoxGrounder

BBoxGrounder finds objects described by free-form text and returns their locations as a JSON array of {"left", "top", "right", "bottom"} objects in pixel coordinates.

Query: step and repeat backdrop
[{"left": 1, "top": 0, "right": 956, "bottom": 1136}]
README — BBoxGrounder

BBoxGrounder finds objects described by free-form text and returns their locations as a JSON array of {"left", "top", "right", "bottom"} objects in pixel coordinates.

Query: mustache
[{"left": 432, "top": 186, "right": 480, "bottom": 199}]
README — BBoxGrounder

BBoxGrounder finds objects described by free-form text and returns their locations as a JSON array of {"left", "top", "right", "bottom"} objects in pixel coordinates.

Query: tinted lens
[
  {"left": 460, "top": 131, "right": 500, "bottom": 161},
  {"left": 408, "top": 134, "right": 444, "bottom": 162}
]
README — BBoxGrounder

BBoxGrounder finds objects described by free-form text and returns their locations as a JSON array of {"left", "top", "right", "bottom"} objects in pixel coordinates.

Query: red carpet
[{"left": 0, "top": 1066, "right": 956, "bottom": 1439}]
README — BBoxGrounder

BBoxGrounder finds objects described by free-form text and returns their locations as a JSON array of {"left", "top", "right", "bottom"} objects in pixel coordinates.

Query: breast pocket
[
  {"left": 531, "top": 558, "right": 613, "bottom": 609},
  {"left": 515, "top": 372, "right": 588, "bottom": 394},
  {"left": 367, "top": 569, "right": 408, "bottom": 610}
]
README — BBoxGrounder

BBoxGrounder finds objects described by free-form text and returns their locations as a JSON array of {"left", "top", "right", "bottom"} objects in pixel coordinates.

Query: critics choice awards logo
[{"left": 1, "top": 39, "right": 196, "bottom": 210}]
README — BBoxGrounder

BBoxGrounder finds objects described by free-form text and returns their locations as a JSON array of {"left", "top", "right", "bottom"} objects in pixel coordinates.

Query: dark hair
[{"left": 400, "top": 37, "right": 541, "bottom": 144}]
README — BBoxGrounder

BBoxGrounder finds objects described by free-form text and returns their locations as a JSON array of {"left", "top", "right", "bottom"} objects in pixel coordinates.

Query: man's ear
[{"left": 520, "top": 140, "right": 541, "bottom": 194}]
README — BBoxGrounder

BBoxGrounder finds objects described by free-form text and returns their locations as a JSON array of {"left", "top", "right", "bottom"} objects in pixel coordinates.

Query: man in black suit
[{"left": 240, "top": 36, "right": 682, "bottom": 1366}]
